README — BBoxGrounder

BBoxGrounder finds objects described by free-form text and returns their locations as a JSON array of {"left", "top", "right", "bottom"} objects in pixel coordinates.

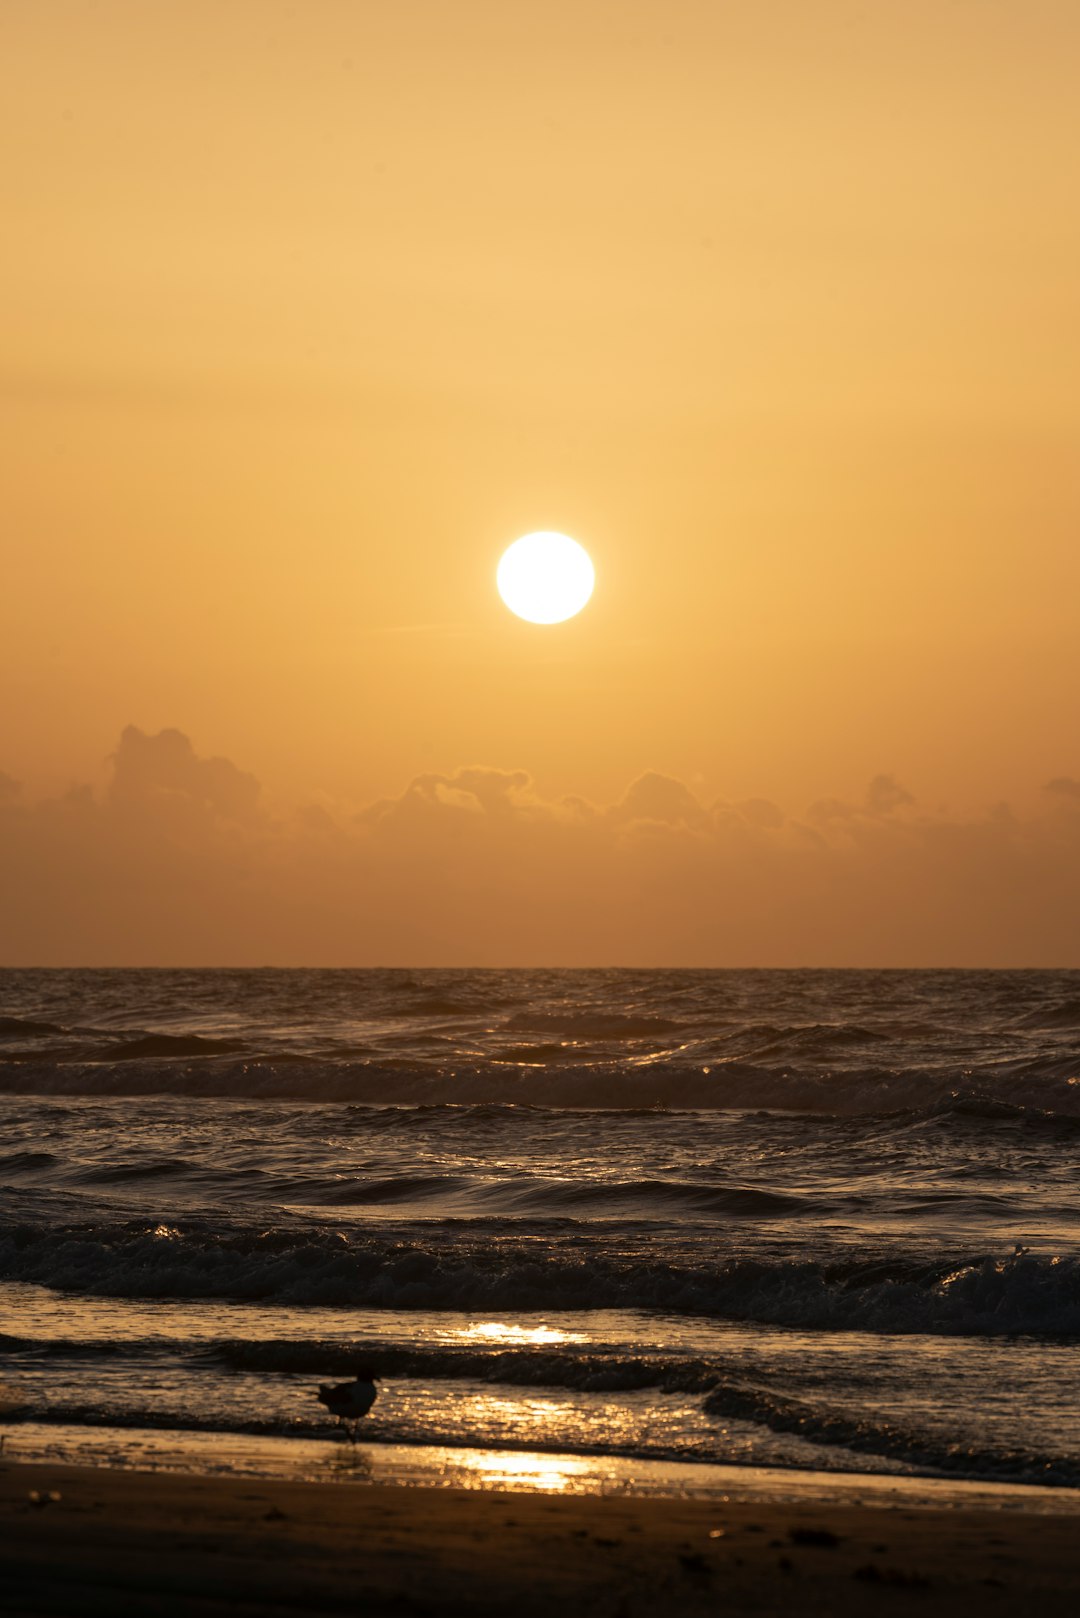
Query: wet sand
[{"left": 2, "top": 1460, "right": 1079, "bottom": 1616}]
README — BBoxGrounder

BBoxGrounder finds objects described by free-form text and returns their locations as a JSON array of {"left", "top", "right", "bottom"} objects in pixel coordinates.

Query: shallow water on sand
[
  {"left": 3, "top": 968, "right": 1080, "bottom": 1491},
  {"left": 12, "top": 1422, "right": 1080, "bottom": 1512}
]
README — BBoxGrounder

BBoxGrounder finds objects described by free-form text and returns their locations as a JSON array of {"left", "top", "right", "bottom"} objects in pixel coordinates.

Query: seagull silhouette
[{"left": 315, "top": 1365, "right": 379, "bottom": 1442}]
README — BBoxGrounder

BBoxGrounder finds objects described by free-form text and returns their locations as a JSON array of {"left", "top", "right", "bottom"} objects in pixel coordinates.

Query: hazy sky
[{"left": 3, "top": 2, "right": 1079, "bottom": 962}]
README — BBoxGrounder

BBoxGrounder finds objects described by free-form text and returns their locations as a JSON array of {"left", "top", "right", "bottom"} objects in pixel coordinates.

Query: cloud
[
  {"left": 864, "top": 774, "right": 916, "bottom": 816},
  {"left": 732, "top": 797, "right": 785, "bottom": 830},
  {"left": 610, "top": 771, "right": 708, "bottom": 830},
  {"left": 2, "top": 727, "right": 1080, "bottom": 966},
  {"left": 359, "top": 767, "right": 553, "bottom": 833},
  {"left": 110, "top": 726, "right": 261, "bottom": 823}
]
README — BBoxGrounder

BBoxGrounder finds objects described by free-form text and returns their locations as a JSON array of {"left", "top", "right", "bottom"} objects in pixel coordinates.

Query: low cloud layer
[{"left": 2, "top": 727, "right": 1079, "bottom": 966}]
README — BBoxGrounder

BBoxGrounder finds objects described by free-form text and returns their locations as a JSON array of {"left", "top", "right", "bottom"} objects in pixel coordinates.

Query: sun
[{"left": 496, "top": 532, "right": 595, "bottom": 624}]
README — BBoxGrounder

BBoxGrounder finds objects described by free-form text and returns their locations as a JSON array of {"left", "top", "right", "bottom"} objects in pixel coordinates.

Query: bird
[{"left": 315, "top": 1366, "right": 379, "bottom": 1442}]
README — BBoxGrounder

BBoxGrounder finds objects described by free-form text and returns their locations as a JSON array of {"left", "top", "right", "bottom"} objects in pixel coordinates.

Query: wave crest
[
  {"left": 4, "top": 1056, "right": 1080, "bottom": 1117},
  {"left": 3, "top": 1223, "right": 1078, "bottom": 1337}
]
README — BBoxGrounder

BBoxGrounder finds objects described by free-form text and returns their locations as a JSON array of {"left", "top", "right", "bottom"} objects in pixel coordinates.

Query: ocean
[{"left": 2, "top": 967, "right": 1080, "bottom": 1497}]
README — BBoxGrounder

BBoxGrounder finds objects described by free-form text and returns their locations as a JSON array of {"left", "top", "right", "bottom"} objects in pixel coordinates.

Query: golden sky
[{"left": 3, "top": 2, "right": 1079, "bottom": 962}]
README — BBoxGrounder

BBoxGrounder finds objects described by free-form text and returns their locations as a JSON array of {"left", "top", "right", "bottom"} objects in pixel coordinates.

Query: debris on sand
[
  {"left": 855, "top": 1563, "right": 932, "bottom": 1588},
  {"left": 790, "top": 1526, "right": 841, "bottom": 1547}
]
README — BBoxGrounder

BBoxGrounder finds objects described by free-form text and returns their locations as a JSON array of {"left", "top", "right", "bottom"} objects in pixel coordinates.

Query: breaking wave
[
  {"left": 3, "top": 1057, "right": 1080, "bottom": 1116},
  {"left": 699, "top": 1384, "right": 1080, "bottom": 1487},
  {"left": 2, "top": 1221, "right": 1078, "bottom": 1336},
  {"left": 0, "top": 1017, "right": 65, "bottom": 1037},
  {"left": 100, "top": 1034, "right": 249, "bottom": 1061},
  {"left": 1013, "top": 998, "right": 1080, "bottom": 1030}
]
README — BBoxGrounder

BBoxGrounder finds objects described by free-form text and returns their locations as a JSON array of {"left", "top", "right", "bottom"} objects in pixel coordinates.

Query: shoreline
[
  {"left": 8, "top": 1418, "right": 1080, "bottom": 1511},
  {"left": 5, "top": 1457, "right": 1080, "bottom": 1616}
]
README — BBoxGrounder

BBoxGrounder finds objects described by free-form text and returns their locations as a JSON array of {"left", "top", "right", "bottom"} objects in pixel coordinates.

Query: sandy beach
[{"left": 2, "top": 1460, "right": 1079, "bottom": 1617}]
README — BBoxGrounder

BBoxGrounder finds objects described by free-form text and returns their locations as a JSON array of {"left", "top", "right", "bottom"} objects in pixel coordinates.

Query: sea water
[{"left": 2, "top": 968, "right": 1080, "bottom": 1493}]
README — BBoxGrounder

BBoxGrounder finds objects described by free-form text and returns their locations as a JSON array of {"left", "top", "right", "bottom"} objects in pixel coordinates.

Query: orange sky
[{"left": 2, "top": 2, "right": 1079, "bottom": 962}]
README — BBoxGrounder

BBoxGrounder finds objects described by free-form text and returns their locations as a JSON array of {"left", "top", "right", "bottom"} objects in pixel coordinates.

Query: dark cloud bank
[{"left": 2, "top": 727, "right": 1079, "bottom": 966}]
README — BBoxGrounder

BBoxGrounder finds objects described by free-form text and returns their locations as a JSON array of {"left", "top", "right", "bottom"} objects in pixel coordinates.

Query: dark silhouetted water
[{"left": 2, "top": 968, "right": 1080, "bottom": 1489}]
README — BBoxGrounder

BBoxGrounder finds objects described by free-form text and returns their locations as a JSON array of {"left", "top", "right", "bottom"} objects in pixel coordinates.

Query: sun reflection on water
[
  {"left": 446, "top": 1448, "right": 593, "bottom": 1492},
  {"left": 457, "top": 1321, "right": 582, "bottom": 1346}
]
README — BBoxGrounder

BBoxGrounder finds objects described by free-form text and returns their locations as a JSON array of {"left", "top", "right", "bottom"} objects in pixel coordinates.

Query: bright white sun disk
[{"left": 497, "top": 532, "right": 595, "bottom": 624}]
